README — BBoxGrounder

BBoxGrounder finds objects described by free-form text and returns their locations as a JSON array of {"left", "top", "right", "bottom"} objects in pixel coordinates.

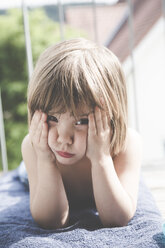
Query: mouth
[{"left": 56, "top": 151, "right": 75, "bottom": 158}]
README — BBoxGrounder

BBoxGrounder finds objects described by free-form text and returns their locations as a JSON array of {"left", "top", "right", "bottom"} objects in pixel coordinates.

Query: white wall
[{"left": 123, "top": 18, "right": 165, "bottom": 164}]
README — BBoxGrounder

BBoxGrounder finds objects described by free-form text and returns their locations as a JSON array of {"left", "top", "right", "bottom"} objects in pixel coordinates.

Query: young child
[{"left": 21, "top": 38, "right": 142, "bottom": 230}]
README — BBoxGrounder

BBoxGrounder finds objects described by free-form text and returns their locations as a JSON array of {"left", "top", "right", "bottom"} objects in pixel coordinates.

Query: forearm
[
  {"left": 91, "top": 156, "right": 135, "bottom": 227},
  {"left": 31, "top": 160, "right": 69, "bottom": 229}
]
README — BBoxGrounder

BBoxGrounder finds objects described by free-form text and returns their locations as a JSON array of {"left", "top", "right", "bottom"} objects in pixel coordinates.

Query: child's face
[{"left": 47, "top": 108, "right": 91, "bottom": 165}]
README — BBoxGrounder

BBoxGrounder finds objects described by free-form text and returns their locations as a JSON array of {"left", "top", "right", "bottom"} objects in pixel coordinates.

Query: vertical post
[
  {"left": 0, "top": 89, "right": 8, "bottom": 173},
  {"left": 127, "top": 0, "right": 139, "bottom": 131},
  {"left": 58, "top": 0, "right": 65, "bottom": 41},
  {"left": 22, "top": 0, "right": 33, "bottom": 80},
  {"left": 92, "top": 0, "right": 98, "bottom": 43},
  {"left": 162, "top": 0, "right": 165, "bottom": 35}
]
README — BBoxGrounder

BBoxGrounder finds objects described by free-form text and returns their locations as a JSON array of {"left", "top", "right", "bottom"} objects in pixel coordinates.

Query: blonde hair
[{"left": 28, "top": 38, "right": 128, "bottom": 156}]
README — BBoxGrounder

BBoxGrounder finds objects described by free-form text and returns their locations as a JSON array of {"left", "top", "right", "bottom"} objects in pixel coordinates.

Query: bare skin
[{"left": 21, "top": 107, "right": 142, "bottom": 229}]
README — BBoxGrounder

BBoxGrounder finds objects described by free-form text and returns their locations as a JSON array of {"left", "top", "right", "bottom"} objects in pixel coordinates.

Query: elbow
[
  {"left": 116, "top": 213, "right": 134, "bottom": 227},
  {"left": 101, "top": 209, "right": 136, "bottom": 228},
  {"left": 31, "top": 208, "right": 69, "bottom": 230},
  {"left": 118, "top": 210, "right": 135, "bottom": 227},
  {"left": 34, "top": 218, "right": 67, "bottom": 230},
  {"left": 39, "top": 222, "right": 67, "bottom": 230},
  {"left": 114, "top": 203, "right": 137, "bottom": 227}
]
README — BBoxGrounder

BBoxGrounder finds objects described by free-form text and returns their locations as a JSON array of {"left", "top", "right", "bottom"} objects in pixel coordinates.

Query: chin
[
  {"left": 57, "top": 159, "right": 78, "bottom": 166},
  {"left": 56, "top": 154, "right": 84, "bottom": 166}
]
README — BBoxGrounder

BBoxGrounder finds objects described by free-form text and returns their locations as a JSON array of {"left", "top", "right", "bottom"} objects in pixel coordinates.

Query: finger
[
  {"left": 88, "top": 112, "right": 97, "bottom": 135},
  {"left": 100, "top": 97, "right": 105, "bottom": 106},
  {"left": 33, "top": 112, "right": 44, "bottom": 144},
  {"left": 102, "top": 110, "right": 108, "bottom": 130},
  {"left": 41, "top": 121, "right": 48, "bottom": 146},
  {"left": 94, "top": 107, "right": 103, "bottom": 133},
  {"left": 41, "top": 113, "right": 48, "bottom": 141},
  {"left": 41, "top": 112, "right": 48, "bottom": 123}
]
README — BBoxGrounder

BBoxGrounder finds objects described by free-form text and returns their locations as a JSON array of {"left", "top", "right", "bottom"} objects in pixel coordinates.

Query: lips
[{"left": 56, "top": 151, "right": 75, "bottom": 158}]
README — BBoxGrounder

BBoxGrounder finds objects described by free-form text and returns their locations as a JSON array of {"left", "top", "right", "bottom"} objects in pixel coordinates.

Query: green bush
[{"left": 0, "top": 8, "right": 87, "bottom": 170}]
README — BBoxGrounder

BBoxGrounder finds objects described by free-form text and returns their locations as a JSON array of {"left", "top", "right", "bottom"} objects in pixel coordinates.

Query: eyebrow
[
  {"left": 48, "top": 111, "right": 61, "bottom": 116},
  {"left": 78, "top": 111, "right": 93, "bottom": 117}
]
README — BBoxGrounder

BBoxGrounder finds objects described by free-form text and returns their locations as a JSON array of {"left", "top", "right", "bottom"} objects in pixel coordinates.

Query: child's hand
[
  {"left": 29, "top": 111, "right": 56, "bottom": 163},
  {"left": 86, "top": 107, "right": 111, "bottom": 163}
]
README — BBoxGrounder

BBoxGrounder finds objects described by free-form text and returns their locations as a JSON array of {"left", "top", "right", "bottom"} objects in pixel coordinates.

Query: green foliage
[{"left": 0, "top": 8, "right": 87, "bottom": 170}]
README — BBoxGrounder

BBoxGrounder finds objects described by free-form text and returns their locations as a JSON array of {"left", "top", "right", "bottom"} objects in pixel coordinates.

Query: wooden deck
[
  {"left": 142, "top": 161, "right": 165, "bottom": 219},
  {"left": 0, "top": 162, "right": 165, "bottom": 219}
]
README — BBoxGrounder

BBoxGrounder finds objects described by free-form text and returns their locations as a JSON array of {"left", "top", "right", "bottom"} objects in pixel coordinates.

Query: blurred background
[{"left": 0, "top": 0, "right": 165, "bottom": 171}]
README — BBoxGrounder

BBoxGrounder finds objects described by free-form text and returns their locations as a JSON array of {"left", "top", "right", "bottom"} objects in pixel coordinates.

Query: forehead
[{"left": 48, "top": 105, "right": 92, "bottom": 117}]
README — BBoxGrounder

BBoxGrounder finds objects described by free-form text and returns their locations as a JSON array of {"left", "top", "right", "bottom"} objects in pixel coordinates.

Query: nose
[{"left": 57, "top": 126, "right": 74, "bottom": 146}]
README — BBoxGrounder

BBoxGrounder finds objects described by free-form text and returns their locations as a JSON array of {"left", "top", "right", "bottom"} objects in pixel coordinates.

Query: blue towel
[{"left": 0, "top": 169, "right": 164, "bottom": 248}]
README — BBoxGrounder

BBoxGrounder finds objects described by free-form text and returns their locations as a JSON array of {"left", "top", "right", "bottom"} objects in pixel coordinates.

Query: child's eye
[
  {"left": 47, "top": 115, "right": 58, "bottom": 123},
  {"left": 75, "top": 118, "right": 88, "bottom": 125}
]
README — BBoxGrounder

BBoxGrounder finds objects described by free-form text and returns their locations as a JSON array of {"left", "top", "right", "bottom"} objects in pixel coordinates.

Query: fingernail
[{"left": 100, "top": 97, "right": 105, "bottom": 105}]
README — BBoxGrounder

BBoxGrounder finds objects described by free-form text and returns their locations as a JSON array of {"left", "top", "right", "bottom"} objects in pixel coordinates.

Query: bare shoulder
[
  {"left": 21, "top": 133, "right": 31, "bottom": 150},
  {"left": 21, "top": 134, "right": 33, "bottom": 157},
  {"left": 126, "top": 128, "right": 142, "bottom": 152},
  {"left": 113, "top": 127, "right": 142, "bottom": 172},
  {"left": 21, "top": 134, "right": 37, "bottom": 169},
  {"left": 127, "top": 127, "right": 142, "bottom": 142}
]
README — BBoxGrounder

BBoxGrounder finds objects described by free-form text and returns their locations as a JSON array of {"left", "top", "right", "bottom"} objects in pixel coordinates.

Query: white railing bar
[
  {"left": 0, "top": 89, "right": 8, "bottom": 173},
  {"left": 162, "top": 0, "right": 165, "bottom": 35},
  {"left": 127, "top": 0, "right": 139, "bottom": 132},
  {"left": 58, "top": 0, "right": 65, "bottom": 41},
  {"left": 92, "top": 0, "right": 98, "bottom": 43},
  {"left": 22, "top": 0, "right": 33, "bottom": 80}
]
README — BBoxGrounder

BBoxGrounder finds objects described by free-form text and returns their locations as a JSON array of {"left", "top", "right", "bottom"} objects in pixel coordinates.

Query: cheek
[
  {"left": 48, "top": 127, "right": 58, "bottom": 146},
  {"left": 75, "top": 130, "right": 87, "bottom": 150}
]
